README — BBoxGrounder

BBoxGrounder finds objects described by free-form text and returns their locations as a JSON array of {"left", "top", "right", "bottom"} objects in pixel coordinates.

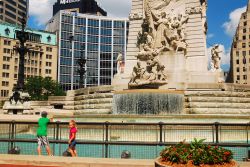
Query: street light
[
  {"left": 9, "top": 14, "right": 29, "bottom": 104},
  {"left": 77, "top": 45, "right": 86, "bottom": 88}
]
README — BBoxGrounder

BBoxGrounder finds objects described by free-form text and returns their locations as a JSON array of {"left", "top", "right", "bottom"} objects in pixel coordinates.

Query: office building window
[
  {"left": 46, "top": 62, "right": 52, "bottom": 67},
  {"left": 242, "top": 43, "right": 246, "bottom": 48},
  {"left": 3, "top": 48, "right": 11, "bottom": 54},
  {"left": 237, "top": 75, "right": 240, "bottom": 80},
  {"left": 0, "top": 90, "right": 9, "bottom": 97},
  {"left": 237, "top": 67, "right": 240, "bottom": 72},
  {"left": 4, "top": 40, "right": 11, "bottom": 45},
  {"left": 45, "top": 69, "right": 51, "bottom": 74},
  {"left": 3, "top": 64, "right": 10, "bottom": 70},
  {"left": 2, "top": 81, "right": 9, "bottom": 87},
  {"left": 3, "top": 56, "right": 11, "bottom": 62},
  {"left": 46, "top": 54, "right": 52, "bottom": 59},
  {"left": 2, "top": 72, "right": 9, "bottom": 78},
  {"left": 46, "top": 47, "right": 52, "bottom": 52}
]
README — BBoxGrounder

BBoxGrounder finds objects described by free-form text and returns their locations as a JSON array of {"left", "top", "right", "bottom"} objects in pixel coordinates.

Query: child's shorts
[
  {"left": 69, "top": 140, "right": 76, "bottom": 148},
  {"left": 37, "top": 136, "right": 49, "bottom": 147}
]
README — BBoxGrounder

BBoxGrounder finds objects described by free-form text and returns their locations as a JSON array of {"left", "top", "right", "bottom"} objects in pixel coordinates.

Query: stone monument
[{"left": 113, "top": 0, "right": 223, "bottom": 90}]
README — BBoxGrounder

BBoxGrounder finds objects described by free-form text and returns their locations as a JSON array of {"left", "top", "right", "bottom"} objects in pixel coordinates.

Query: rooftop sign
[{"left": 60, "top": 0, "right": 80, "bottom": 5}]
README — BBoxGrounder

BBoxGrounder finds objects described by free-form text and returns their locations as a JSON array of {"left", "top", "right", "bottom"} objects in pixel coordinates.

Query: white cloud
[
  {"left": 222, "top": 6, "right": 246, "bottom": 37},
  {"left": 207, "top": 33, "right": 214, "bottom": 39},
  {"left": 95, "top": 0, "right": 131, "bottom": 18},
  {"left": 29, "top": 0, "right": 131, "bottom": 25},
  {"left": 207, "top": 44, "right": 230, "bottom": 70},
  {"left": 29, "top": 0, "right": 57, "bottom": 25}
]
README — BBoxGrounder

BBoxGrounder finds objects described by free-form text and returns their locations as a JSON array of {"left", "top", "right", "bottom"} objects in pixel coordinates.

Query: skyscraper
[
  {"left": 53, "top": 0, "right": 107, "bottom": 16},
  {"left": 0, "top": 0, "right": 28, "bottom": 25},
  {"left": 46, "top": 11, "right": 128, "bottom": 90},
  {"left": 227, "top": 1, "right": 250, "bottom": 84}
]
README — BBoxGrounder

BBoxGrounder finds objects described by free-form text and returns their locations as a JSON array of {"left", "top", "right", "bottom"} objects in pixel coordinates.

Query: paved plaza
[{"left": 0, "top": 154, "right": 250, "bottom": 167}]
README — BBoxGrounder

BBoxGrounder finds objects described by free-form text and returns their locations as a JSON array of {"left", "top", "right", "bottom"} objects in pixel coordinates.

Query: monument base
[
  {"left": 3, "top": 101, "right": 33, "bottom": 114},
  {"left": 112, "top": 71, "right": 224, "bottom": 90}
]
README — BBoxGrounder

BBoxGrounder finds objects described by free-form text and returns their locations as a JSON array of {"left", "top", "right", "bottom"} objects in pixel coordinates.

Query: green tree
[{"left": 24, "top": 76, "right": 66, "bottom": 101}]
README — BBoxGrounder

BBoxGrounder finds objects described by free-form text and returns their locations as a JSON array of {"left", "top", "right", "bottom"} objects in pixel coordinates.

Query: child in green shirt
[{"left": 37, "top": 111, "right": 52, "bottom": 155}]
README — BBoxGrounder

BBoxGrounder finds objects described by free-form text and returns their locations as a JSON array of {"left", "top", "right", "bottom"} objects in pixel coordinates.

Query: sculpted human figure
[
  {"left": 148, "top": 0, "right": 173, "bottom": 10},
  {"left": 144, "top": 32, "right": 154, "bottom": 48},
  {"left": 211, "top": 44, "right": 222, "bottom": 70},
  {"left": 156, "top": 63, "right": 167, "bottom": 81},
  {"left": 171, "top": 14, "right": 188, "bottom": 40},
  {"left": 116, "top": 52, "right": 123, "bottom": 74},
  {"left": 152, "top": 11, "right": 170, "bottom": 48},
  {"left": 129, "top": 62, "right": 144, "bottom": 84}
]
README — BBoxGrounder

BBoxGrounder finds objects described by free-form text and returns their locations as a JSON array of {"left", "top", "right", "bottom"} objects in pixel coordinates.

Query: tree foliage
[{"left": 24, "top": 76, "right": 66, "bottom": 101}]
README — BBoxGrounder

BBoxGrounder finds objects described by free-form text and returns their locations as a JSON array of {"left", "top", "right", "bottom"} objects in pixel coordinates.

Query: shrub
[{"left": 160, "top": 138, "right": 233, "bottom": 166}]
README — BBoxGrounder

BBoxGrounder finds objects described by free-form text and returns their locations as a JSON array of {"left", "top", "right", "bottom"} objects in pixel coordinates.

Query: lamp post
[
  {"left": 77, "top": 45, "right": 86, "bottom": 88},
  {"left": 10, "top": 14, "right": 29, "bottom": 103}
]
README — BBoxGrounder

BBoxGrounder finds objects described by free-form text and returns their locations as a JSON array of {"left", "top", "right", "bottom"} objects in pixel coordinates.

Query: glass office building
[{"left": 46, "top": 11, "right": 128, "bottom": 90}]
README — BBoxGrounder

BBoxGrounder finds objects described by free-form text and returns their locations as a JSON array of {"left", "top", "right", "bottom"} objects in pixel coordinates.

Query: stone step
[
  {"left": 185, "top": 91, "right": 250, "bottom": 97},
  {"left": 185, "top": 102, "right": 250, "bottom": 109},
  {"left": 74, "top": 98, "right": 113, "bottom": 105},
  {"left": 75, "top": 103, "right": 112, "bottom": 110},
  {"left": 63, "top": 106, "right": 75, "bottom": 110},
  {"left": 75, "top": 109, "right": 112, "bottom": 114},
  {"left": 184, "top": 108, "right": 250, "bottom": 114},
  {"left": 185, "top": 96, "right": 250, "bottom": 103},
  {"left": 75, "top": 93, "right": 113, "bottom": 101}
]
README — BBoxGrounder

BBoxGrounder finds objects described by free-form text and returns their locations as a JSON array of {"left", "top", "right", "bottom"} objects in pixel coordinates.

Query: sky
[{"left": 28, "top": 0, "right": 249, "bottom": 71}]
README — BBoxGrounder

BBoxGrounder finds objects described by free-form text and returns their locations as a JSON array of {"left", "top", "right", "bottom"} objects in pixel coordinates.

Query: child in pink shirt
[{"left": 68, "top": 120, "right": 77, "bottom": 157}]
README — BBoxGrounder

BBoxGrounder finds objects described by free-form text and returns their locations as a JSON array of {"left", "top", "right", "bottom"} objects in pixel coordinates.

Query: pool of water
[
  {"left": 54, "top": 114, "right": 250, "bottom": 123},
  {"left": 0, "top": 131, "right": 249, "bottom": 161}
]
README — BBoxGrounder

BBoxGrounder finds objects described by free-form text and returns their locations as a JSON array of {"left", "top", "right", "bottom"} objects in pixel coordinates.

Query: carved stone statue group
[
  {"left": 127, "top": 0, "right": 223, "bottom": 87},
  {"left": 129, "top": 0, "right": 190, "bottom": 87}
]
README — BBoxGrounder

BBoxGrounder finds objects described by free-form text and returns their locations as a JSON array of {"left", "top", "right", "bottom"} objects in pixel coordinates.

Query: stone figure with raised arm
[
  {"left": 129, "top": 62, "right": 145, "bottom": 84},
  {"left": 211, "top": 44, "right": 222, "bottom": 70}
]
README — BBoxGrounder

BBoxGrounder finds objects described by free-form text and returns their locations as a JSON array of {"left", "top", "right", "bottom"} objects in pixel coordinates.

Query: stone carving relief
[
  {"left": 185, "top": 7, "right": 201, "bottom": 15},
  {"left": 201, "top": 0, "right": 207, "bottom": 34},
  {"left": 186, "top": 0, "right": 207, "bottom": 34},
  {"left": 129, "top": 0, "right": 189, "bottom": 88},
  {"left": 129, "top": 13, "right": 143, "bottom": 20}
]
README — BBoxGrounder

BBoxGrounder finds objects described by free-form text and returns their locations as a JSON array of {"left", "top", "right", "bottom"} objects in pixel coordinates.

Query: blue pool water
[{"left": 0, "top": 133, "right": 248, "bottom": 161}]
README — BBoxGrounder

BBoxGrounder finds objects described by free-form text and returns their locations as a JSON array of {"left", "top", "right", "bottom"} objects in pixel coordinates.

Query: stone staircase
[
  {"left": 184, "top": 91, "right": 250, "bottom": 114},
  {"left": 74, "top": 86, "right": 114, "bottom": 114}
]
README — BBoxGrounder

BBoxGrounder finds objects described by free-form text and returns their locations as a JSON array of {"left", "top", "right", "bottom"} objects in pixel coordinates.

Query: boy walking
[{"left": 37, "top": 111, "right": 52, "bottom": 155}]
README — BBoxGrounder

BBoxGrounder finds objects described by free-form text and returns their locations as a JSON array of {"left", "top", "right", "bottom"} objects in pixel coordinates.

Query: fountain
[
  {"left": 70, "top": 0, "right": 250, "bottom": 117},
  {"left": 6, "top": 0, "right": 250, "bottom": 118},
  {"left": 113, "top": 90, "right": 183, "bottom": 115}
]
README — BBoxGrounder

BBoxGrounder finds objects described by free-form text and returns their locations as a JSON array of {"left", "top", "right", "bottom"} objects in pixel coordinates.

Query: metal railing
[{"left": 0, "top": 121, "right": 250, "bottom": 160}]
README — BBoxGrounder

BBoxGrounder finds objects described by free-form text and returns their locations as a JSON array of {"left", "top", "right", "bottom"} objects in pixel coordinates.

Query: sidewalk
[
  {"left": 0, "top": 154, "right": 153, "bottom": 167},
  {"left": 0, "top": 154, "right": 249, "bottom": 167}
]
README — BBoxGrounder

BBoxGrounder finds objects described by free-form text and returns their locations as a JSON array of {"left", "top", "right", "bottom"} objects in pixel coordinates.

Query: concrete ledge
[{"left": 0, "top": 155, "right": 154, "bottom": 167}]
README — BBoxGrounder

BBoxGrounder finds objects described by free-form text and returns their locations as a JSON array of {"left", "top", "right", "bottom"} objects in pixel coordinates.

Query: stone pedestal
[{"left": 3, "top": 101, "right": 33, "bottom": 114}]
